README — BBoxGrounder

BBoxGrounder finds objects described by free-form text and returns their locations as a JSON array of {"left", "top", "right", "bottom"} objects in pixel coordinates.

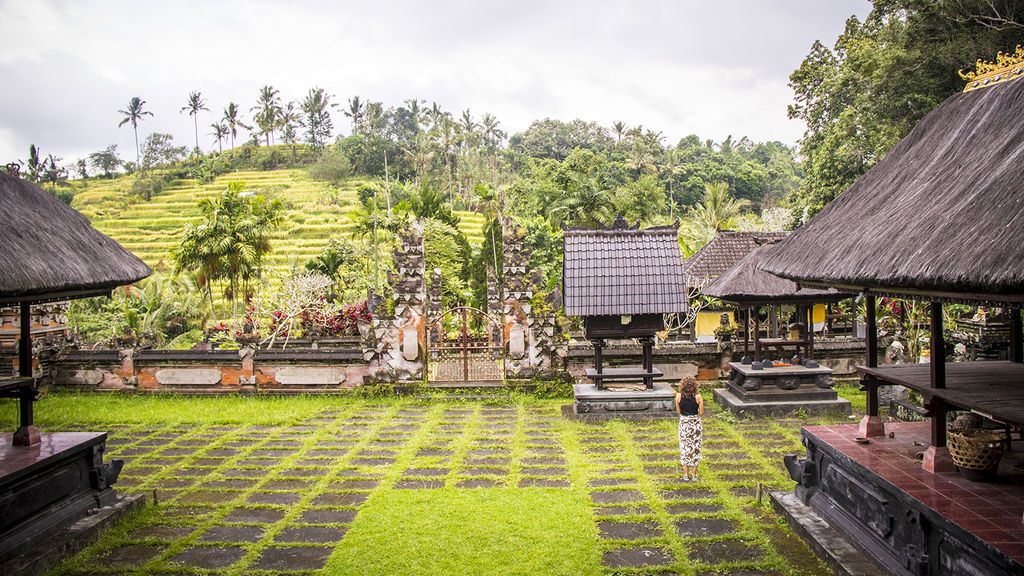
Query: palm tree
[
  {"left": 680, "top": 182, "right": 751, "bottom": 249},
  {"left": 277, "top": 102, "right": 302, "bottom": 160},
  {"left": 404, "top": 98, "right": 425, "bottom": 131},
  {"left": 252, "top": 85, "right": 282, "bottom": 146},
  {"left": 344, "top": 96, "right": 364, "bottom": 135},
  {"left": 118, "top": 97, "right": 154, "bottom": 166},
  {"left": 612, "top": 121, "right": 627, "bottom": 143},
  {"left": 222, "top": 103, "right": 250, "bottom": 149},
  {"left": 209, "top": 122, "right": 229, "bottom": 153},
  {"left": 180, "top": 91, "right": 208, "bottom": 153}
]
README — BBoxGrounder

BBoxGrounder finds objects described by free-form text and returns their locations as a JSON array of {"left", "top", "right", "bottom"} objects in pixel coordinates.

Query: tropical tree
[
  {"left": 252, "top": 85, "right": 282, "bottom": 145},
  {"left": 180, "top": 91, "right": 208, "bottom": 153},
  {"left": 344, "top": 96, "right": 364, "bottom": 135},
  {"left": 680, "top": 181, "right": 750, "bottom": 250},
  {"left": 300, "top": 88, "right": 335, "bottom": 151},
  {"left": 117, "top": 96, "right": 153, "bottom": 166},
  {"left": 612, "top": 121, "right": 627, "bottom": 143},
  {"left": 209, "top": 122, "right": 229, "bottom": 153},
  {"left": 173, "top": 182, "right": 285, "bottom": 315},
  {"left": 88, "top": 145, "right": 122, "bottom": 178},
  {"left": 22, "top": 144, "right": 43, "bottom": 183},
  {"left": 278, "top": 102, "right": 302, "bottom": 160},
  {"left": 222, "top": 102, "right": 249, "bottom": 149}
]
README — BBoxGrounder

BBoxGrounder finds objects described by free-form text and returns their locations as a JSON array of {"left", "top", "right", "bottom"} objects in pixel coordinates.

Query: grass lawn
[{"left": 1, "top": 391, "right": 855, "bottom": 576}]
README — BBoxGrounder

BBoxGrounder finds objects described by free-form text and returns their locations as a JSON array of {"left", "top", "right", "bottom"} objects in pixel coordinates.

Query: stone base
[
  {"left": 922, "top": 446, "right": 955, "bottom": 473},
  {"left": 13, "top": 425, "right": 40, "bottom": 446},
  {"left": 770, "top": 491, "right": 885, "bottom": 576},
  {"left": 858, "top": 415, "right": 887, "bottom": 438},
  {"left": 569, "top": 382, "right": 677, "bottom": 420},
  {"left": 713, "top": 387, "right": 852, "bottom": 417}
]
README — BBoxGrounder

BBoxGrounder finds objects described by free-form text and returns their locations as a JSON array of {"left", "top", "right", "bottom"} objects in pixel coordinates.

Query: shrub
[
  {"left": 309, "top": 144, "right": 353, "bottom": 184},
  {"left": 131, "top": 173, "right": 165, "bottom": 201}
]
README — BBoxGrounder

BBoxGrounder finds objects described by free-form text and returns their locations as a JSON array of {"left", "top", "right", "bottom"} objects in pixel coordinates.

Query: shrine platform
[
  {"left": 569, "top": 381, "right": 677, "bottom": 420},
  {"left": 772, "top": 421, "right": 1024, "bottom": 576},
  {"left": 0, "top": 432, "right": 143, "bottom": 576}
]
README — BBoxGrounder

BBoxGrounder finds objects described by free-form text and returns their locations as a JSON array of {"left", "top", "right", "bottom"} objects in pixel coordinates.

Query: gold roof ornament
[{"left": 960, "top": 45, "right": 1024, "bottom": 92}]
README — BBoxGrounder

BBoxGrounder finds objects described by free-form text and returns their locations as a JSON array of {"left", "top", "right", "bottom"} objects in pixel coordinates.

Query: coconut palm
[
  {"left": 277, "top": 102, "right": 302, "bottom": 160},
  {"left": 222, "top": 103, "right": 250, "bottom": 149},
  {"left": 680, "top": 181, "right": 751, "bottom": 249},
  {"left": 209, "top": 122, "right": 229, "bottom": 153},
  {"left": 252, "top": 85, "right": 282, "bottom": 146},
  {"left": 612, "top": 121, "right": 627, "bottom": 143},
  {"left": 404, "top": 98, "right": 425, "bottom": 130},
  {"left": 180, "top": 91, "right": 208, "bottom": 153},
  {"left": 344, "top": 96, "right": 364, "bottom": 135},
  {"left": 118, "top": 97, "right": 154, "bottom": 166}
]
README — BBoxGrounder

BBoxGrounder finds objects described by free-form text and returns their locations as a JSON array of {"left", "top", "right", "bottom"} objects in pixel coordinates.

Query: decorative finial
[
  {"left": 3, "top": 163, "right": 20, "bottom": 177},
  {"left": 611, "top": 215, "right": 629, "bottom": 230},
  {"left": 960, "top": 45, "right": 1024, "bottom": 92}
]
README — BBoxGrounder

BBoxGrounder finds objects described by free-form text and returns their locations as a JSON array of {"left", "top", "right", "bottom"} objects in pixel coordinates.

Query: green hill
[{"left": 72, "top": 168, "right": 487, "bottom": 276}]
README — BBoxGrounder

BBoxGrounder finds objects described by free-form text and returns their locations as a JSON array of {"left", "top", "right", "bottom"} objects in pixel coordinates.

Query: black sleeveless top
[{"left": 677, "top": 395, "right": 699, "bottom": 416}]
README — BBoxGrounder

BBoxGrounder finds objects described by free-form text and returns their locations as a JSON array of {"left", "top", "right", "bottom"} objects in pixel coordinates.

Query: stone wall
[{"left": 49, "top": 347, "right": 367, "bottom": 393}]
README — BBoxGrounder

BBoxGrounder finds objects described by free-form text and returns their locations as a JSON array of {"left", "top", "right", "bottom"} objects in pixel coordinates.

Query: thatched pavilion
[
  {"left": 763, "top": 51, "right": 1024, "bottom": 576},
  {"left": 704, "top": 242, "right": 850, "bottom": 361},
  {"left": 0, "top": 171, "right": 150, "bottom": 574}
]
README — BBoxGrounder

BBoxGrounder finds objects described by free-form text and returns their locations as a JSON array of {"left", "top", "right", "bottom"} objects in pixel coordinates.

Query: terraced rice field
[{"left": 72, "top": 169, "right": 488, "bottom": 277}]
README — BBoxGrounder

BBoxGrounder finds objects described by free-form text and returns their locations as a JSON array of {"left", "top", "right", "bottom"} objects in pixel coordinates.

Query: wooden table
[{"left": 755, "top": 337, "right": 810, "bottom": 361}]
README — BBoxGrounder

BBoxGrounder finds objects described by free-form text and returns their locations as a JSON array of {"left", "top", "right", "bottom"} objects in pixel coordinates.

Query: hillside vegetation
[{"left": 72, "top": 167, "right": 486, "bottom": 275}]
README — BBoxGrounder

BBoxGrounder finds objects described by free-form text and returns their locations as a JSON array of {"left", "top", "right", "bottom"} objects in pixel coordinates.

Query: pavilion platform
[
  {"left": 0, "top": 432, "right": 143, "bottom": 576},
  {"left": 569, "top": 381, "right": 677, "bottom": 420},
  {"left": 772, "top": 421, "right": 1024, "bottom": 576}
]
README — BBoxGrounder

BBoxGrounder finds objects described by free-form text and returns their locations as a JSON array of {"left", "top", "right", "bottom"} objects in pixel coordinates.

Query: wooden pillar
[
  {"left": 859, "top": 293, "right": 885, "bottom": 438},
  {"left": 743, "top": 308, "right": 750, "bottom": 358},
  {"left": 641, "top": 336, "right": 654, "bottom": 389},
  {"left": 923, "top": 300, "right": 953, "bottom": 472},
  {"left": 593, "top": 338, "right": 604, "bottom": 374},
  {"left": 13, "top": 302, "right": 39, "bottom": 447},
  {"left": 768, "top": 306, "right": 777, "bottom": 338},
  {"left": 806, "top": 304, "right": 815, "bottom": 360},
  {"left": 753, "top": 307, "right": 761, "bottom": 362},
  {"left": 1010, "top": 306, "right": 1023, "bottom": 363}
]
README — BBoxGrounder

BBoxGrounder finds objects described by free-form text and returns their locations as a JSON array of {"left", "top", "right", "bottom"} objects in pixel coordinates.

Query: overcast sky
[{"left": 0, "top": 0, "right": 869, "bottom": 165}]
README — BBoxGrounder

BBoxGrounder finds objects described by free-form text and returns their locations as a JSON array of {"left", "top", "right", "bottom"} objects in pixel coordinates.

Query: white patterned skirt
[{"left": 677, "top": 415, "right": 703, "bottom": 467}]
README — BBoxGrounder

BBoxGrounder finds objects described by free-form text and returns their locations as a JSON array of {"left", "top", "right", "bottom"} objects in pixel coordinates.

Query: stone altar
[{"left": 714, "top": 361, "right": 851, "bottom": 417}]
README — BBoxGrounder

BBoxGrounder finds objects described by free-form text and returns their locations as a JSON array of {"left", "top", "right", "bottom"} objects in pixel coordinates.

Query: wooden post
[
  {"left": 1010, "top": 306, "right": 1023, "bottom": 363},
  {"left": 13, "top": 302, "right": 39, "bottom": 447},
  {"left": 753, "top": 307, "right": 761, "bottom": 362},
  {"left": 593, "top": 338, "right": 604, "bottom": 374},
  {"left": 768, "top": 306, "right": 777, "bottom": 338},
  {"left": 641, "top": 336, "right": 654, "bottom": 389},
  {"left": 859, "top": 293, "right": 885, "bottom": 438},
  {"left": 923, "top": 300, "right": 953, "bottom": 472},
  {"left": 806, "top": 304, "right": 815, "bottom": 360},
  {"left": 743, "top": 308, "right": 750, "bottom": 357}
]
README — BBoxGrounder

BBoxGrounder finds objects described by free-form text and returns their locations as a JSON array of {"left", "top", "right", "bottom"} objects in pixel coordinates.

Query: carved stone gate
[{"left": 427, "top": 307, "right": 504, "bottom": 383}]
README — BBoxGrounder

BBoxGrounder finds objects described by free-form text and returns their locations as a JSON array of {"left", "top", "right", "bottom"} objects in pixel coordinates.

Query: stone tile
[
  {"left": 666, "top": 503, "right": 725, "bottom": 515},
  {"left": 674, "top": 518, "right": 740, "bottom": 537},
  {"left": 395, "top": 479, "right": 444, "bottom": 489},
  {"left": 127, "top": 524, "right": 195, "bottom": 541},
  {"left": 206, "top": 448, "right": 240, "bottom": 457},
  {"left": 458, "top": 478, "right": 499, "bottom": 488},
  {"left": 603, "top": 547, "right": 675, "bottom": 568},
  {"left": 598, "top": 520, "right": 662, "bottom": 540},
  {"left": 220, "top": 468, "right": 271, "bottom": 479},
  {"left": 248, "top": 492, "right": 302, "bottom": 505},
  {"left": 97, "top": 544, "right": 164, "bottom": 568},
  {"left": 171, "top": 545, "right": 246, "bottom": 565},
  {"left": 276, "top": 525, "right": 347, "bottom": 543},
  {"left": 263, "top": 479, "right": 314, "bottom": 490},
  {"left": 161, "top": 506, "right": 217, "bottom": 520},
  {"left": 589, "top": 477, "right": 637, "bottom": 487},
  {"left": 460, "top": 467, "right": 507, "bottom": 476},
  {"left": 417, "top": 448, "right": 453, "bottom": 457},
  {"left": 590, "top": 490, "right": 644, "bottom": 504},
  {"left": 298, "top": 508, "right": 358, "bottom": 524},
  {"left": 688, "top": 539, "right": 766, "bottom": 564},
  {"left": 223, "top": 507, "right": 286, "bottom": 524},
  {"left": 519, "top": 478, "right": 570, "bottom": 488},
  {"left": 595, "top": 505, "right": 654, "bottom": 516},
  {"left": 330, "top": 479, "right": 381, "bottom": 490},
  {"left": 521, "top": 456, "right": 565, "bottom": 466},
  {"left": 350, "top": 457, "right": 396, "bottom": 466},
  {"left": 176, "top": 467, "right": 216, "bottom": 477},
  {"left": 191, "top": 457, "right": 227, "bottom": 466},
  {"left": 659, "top": 488, "right": 717, "bottom": 501},
  {"left": 313, "top": 492, "right": 371, "bottom": 506},
  {"left": 521, "top": 467, "right": 567, "bottom": 477},
  {"left": 403, "top": 468, "right": 447, "bottom": 477},
  {"left": 279, "top": 467, "right": 325, "bottom": 478},
  {"left": 463, "top": 456, "right": 511, "bottom": 466},
  {"left": 200, "top": 525, "right": 265, "bottom": 543},
  {"left": 177, "top": 490, "right": 241, "bottom": 505},
  {"left": 253, "top": 546, "right": 334, "bottom": 571},
  {"left": 202, "top": 479, "right": 257, "bottom": 490},
  {"left": 156, "top": 479, "right": 197, "bottom": 489}
]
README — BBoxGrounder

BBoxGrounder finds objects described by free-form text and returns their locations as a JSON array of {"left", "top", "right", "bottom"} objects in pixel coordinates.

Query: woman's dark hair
[{"left": 680, "top": 377, "right": 697, "bottom": 398}]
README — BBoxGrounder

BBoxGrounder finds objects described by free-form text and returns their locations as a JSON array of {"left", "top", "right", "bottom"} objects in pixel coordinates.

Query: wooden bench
[{"left": 585, "top": 367, "right": 663, "bottom": 390}]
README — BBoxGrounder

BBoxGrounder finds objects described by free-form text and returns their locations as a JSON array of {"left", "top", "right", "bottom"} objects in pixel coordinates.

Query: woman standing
[{"left": 675, "top": 376, "right": 704, "bottom": 481}]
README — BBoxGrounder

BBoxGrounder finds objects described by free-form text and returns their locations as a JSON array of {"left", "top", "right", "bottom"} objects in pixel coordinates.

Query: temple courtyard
[{"left": 0, "top": 391, "right": 864, "bottom": 576}]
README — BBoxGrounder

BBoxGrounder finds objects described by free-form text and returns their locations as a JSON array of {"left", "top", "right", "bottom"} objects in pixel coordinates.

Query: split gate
[{"left": 426, "top": 307, "right": 504, "bottom": 383}]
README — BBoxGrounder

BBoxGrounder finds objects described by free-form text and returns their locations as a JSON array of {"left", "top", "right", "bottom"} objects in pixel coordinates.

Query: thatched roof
[
  {"left": 703, "top": 244, "right": 849, "bottom": 305},
  {"left": 0, "top": 173, "right": 151, "bottom": 303},
  {"left": 761, "top": 76, "right": 1024, "bottom": 303},
  {"left": 563, "top": 225, "right": 687, "bottom": 316},
  {"left": 685, "top": 231, "right": 789, "bottom": 285}
]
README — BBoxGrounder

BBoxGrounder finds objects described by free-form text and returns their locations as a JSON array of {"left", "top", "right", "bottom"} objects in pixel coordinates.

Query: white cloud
[{"left": 0, "top": 0, "right": 870, "bottom": 164}]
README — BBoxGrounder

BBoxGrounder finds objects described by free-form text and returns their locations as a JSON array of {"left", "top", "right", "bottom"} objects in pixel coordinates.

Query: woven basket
[{"left": 947, "top": 429, "right": 1005, "bottom": 471}]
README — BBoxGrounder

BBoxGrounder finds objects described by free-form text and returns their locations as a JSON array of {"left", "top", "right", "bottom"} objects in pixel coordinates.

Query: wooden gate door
[{"left": 427, "top": 307, "right": 504, "bottom": 383}]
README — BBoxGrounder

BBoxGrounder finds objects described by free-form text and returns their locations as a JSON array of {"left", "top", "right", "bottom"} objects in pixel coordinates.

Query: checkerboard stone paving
[{"left": 52, "top": 402, "right": 829, "bottom": 575}]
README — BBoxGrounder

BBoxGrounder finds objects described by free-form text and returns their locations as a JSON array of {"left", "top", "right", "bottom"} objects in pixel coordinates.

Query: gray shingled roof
[
  {"left": 704, "top": 244, "right": 849, "bottom": 304},
  {"left": 563, "top": 226, "right": 687, "bottom": 316},
  {"left": 0, "top": 173, "right": 151, "bottom": 303},
  {"left": 685, "top": 231, "right": 789, "bottom": 286},
  {"left": 760, "top": 75, "right": 1024, "bottom": 302}
]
